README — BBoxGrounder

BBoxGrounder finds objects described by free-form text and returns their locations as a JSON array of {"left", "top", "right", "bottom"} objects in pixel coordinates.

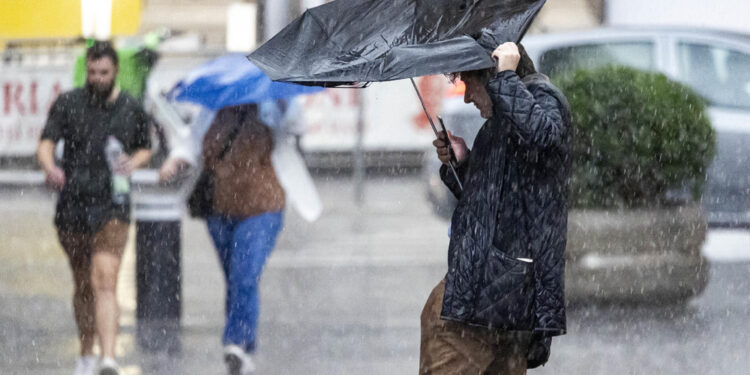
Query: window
[
  {"left": 677, "top": 42, "right": 750, "bottom": 110},
  {"left": 538, "top": 42, "right": 656, "bottom": 78}
]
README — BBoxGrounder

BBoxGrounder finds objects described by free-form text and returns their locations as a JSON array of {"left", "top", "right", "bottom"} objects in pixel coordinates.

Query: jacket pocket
[{"left": 472, "top": 246, "right": 535, "bottom": 330}]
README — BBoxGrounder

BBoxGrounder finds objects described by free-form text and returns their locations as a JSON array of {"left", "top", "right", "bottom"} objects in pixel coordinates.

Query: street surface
[{"left": 1, "top": 175, "right": 749, "bottom": 374}]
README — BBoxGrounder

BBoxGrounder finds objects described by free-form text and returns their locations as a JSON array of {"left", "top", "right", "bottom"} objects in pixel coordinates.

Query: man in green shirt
[{"left": 37, "top": 41, "right": 152, "bottom": 375}]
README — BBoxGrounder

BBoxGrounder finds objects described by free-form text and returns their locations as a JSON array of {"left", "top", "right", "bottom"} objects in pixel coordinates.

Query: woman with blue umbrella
[{"left": 160, "top": 54, "right": 323, "bottom": 375}]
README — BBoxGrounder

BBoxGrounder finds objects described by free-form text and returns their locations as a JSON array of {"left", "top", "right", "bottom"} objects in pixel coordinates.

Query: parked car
[
  {"left": 425, "top": 27, "right": 750, "bottom": 302},
  {"left": 428, "top": 26, "right": 750, "bottom": 226}
]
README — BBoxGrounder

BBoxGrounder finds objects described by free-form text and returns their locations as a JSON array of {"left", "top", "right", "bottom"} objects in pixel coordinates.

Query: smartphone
[{"left": 437, "top": 116, "right": 459, "bottom": 168}]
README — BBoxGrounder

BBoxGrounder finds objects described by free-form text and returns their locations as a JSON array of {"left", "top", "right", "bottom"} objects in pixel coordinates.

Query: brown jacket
[{"left": 203, "top": 105, "right": 285, "bottom": 218}]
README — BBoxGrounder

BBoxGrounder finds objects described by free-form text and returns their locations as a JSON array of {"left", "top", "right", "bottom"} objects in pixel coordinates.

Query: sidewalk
[
  {"left": 0, "top": 176, "right": 450, "bottom": 375},
  {"left": 3, "top": 176, "right": 750, "bottom": 374}
]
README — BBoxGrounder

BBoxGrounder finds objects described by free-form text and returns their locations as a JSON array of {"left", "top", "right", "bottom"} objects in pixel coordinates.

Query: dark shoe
[
  {"left": 224, "top": 352, "right": 242, "bottom": 375},
  {"left": 224, "top": 345, "right": 255, "bottom": 375},
  {"left": 97, "top": 357, "right": 120, "bottom": 375}
]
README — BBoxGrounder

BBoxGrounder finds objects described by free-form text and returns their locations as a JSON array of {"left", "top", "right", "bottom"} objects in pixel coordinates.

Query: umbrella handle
[{"left": 410, "top": 78, "right": 463, "bottom": 192}]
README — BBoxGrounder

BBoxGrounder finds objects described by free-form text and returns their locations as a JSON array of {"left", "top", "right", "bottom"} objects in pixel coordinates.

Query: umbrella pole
[{"left": 410, "top": 78, "right": 463, "bottom": 192}]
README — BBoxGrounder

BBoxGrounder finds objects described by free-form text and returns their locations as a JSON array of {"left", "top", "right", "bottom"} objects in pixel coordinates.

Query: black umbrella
[
  {"left": 248, "top": 0, "right": 546, "bottom": 86},
  {"left": 248, "top": 0, "right": 547, "bottom": 188}
]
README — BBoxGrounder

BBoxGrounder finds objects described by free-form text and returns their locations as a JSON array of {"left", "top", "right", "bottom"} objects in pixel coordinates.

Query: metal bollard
[{"left": 132, "top": 171, "right": 185, "bottom": 354}]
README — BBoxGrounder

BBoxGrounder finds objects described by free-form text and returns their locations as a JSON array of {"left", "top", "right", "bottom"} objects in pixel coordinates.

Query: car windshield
[
  {"left": 677, "top": 42, "right": 750, "bottom": 110},
  {"left": 538, "top": 41, "right": 656, "bottom": 78}
]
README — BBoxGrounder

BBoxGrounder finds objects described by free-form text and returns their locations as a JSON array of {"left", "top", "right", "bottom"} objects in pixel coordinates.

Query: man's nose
[{"left": 464, "top": 91, "right": 471, "bottom": 104}]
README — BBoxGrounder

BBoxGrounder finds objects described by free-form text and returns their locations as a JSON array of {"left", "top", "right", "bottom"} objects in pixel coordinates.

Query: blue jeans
[{"left": 206, "top": 211, "right": 283, "bottom": 352}]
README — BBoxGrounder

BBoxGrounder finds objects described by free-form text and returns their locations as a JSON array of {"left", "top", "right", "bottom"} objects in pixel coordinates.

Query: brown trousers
[
  {"left": 420, "top": 280, "right": 530, "bottom": 375},
  {"left": 58, "top": 219, "right": 129, "bottom": 349}
]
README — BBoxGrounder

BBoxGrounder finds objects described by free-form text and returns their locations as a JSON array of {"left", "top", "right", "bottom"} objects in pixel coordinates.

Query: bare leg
[
  {"left": 73, "top": 265, "right": 97, "bottom": 356},
  {"left": 59, "top": 231, "right": 97, "bottom": 357},
  {"left": 91, "top": 220, "right": 128, "bottom": 359}
]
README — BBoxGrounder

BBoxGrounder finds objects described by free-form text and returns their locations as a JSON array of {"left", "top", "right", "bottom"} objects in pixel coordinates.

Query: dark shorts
[{"left": 55, "top": 195, "right": 130, "bottom": 235}]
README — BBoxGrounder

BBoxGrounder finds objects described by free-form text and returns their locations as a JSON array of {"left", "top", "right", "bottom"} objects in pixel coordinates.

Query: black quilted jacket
[{"left": 439, "top": 70, "right": 571, "bottom": 337}]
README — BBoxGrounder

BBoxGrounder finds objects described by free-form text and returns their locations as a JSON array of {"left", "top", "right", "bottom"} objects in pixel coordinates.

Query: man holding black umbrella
[
  {"left": 422, "top": 42, "right": 571, "bottom": 374},
  {"left": 244, "top": 0, "right": 568, "bottom": 372}
]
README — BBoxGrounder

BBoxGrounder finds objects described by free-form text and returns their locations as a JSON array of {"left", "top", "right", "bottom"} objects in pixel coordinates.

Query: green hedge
[{"left": 555, "top": 66, "right": 716, "bottom": 208}]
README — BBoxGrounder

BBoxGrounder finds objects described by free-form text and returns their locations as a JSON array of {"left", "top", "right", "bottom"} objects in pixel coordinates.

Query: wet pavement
[{"left": 1, "top": 175, "right": 749, "bottom": 374}]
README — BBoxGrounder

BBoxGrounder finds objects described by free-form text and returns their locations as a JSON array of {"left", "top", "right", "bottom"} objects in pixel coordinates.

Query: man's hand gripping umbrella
[{"left": 410, "top": 78, "right": 464, "bottom": 191}]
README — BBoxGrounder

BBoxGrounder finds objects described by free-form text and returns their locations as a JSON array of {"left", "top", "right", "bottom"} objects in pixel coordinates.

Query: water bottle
[{"left": 105, "top": 136, "right": 130, "bottom": 205}]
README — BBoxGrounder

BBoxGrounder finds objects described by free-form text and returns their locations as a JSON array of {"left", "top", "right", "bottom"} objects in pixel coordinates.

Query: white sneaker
[
  {"left": 97, "top": 357, "right": 120, "bottom": 375},
  {"left": 73, "top": 356, "right": 98, "bottom": 375},
  {"left": 223, "top": 345, "right": 256, "bottom": 375}
]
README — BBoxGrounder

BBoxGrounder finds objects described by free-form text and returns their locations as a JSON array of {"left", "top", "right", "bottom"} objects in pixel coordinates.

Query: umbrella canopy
[
  {"left": 170, "top": 53, "right": 324, "bottom": 110},
  {"left": 248, "top": 0, "right": 546, "bottom": 86}
]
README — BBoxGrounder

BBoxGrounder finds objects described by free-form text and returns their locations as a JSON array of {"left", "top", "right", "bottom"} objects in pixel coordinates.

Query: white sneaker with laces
[
  {"left": 97, "top": 357, "right": 120, "bottom": 375},
  {"left": 73, "top": 356, "right": 98, "bottom": 375},
  {"left": 223, "top": 345, "right": 256, "bottom": 375}
]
